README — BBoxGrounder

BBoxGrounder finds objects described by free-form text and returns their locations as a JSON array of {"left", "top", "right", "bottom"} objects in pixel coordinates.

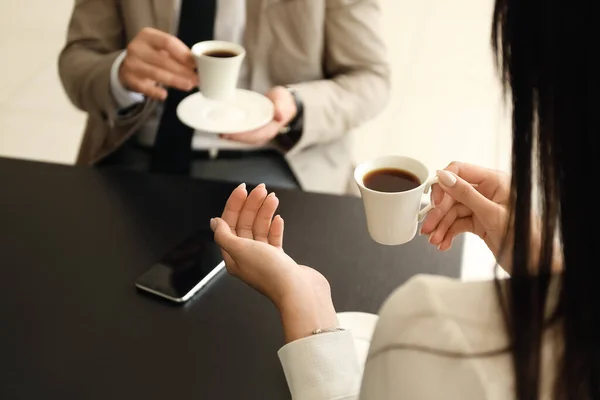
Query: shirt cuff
[
  {"left": 278, "top": 330, "right": 361, "bottom": 400},
  {"left": 110, "top": 50, "right": 146, "bottom": 109}
]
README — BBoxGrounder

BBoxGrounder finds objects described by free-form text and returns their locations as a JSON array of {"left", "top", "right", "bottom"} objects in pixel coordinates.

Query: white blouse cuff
[{"left": 278, "top": 330, "right": 361, "bottom": 400}]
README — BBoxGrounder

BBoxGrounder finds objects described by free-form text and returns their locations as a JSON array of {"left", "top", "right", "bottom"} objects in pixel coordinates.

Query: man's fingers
[
  {"left": 123, "top": 75, "right": 167, "bottom": 100},
  {"left": 134, "top": 43, "right": 197, "bottom": 83},
  {"left": 140, "top": 27, "right": 194, "bottom": 66},
  {"left": 128, "top": 59, "right": 195, "bottom": 91},
  {"left": 125, "top": 29, "right": 197, "bottom": 92},
  {"left": 222, "top": 122, "right": 280, "bottom": 145},
  {"left": 222, "top": 127, "right": 261, "bottom": 142},
  {"left": 266, "top": 88, "right": 288, "bottom": 122}
]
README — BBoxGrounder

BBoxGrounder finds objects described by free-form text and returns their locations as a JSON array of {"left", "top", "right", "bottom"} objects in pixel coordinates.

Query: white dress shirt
[
  {"left": 109, "top": 0, "right": 257, "bottom": 151},
  {"left": 278, "top": 275, "right": 560, "bottom": 399}
]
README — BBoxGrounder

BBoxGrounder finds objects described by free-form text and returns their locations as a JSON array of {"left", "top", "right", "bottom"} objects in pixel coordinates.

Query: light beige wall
[{"left": 353, "top": 0, "right": 511, "bottom": 173}]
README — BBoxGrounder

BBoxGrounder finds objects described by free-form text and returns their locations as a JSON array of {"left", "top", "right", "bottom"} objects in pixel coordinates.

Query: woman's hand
[
  {"left": 420, "top": 162, "right": 511, "bottom": 265},
  {"left": 211, "top": 183, "right": 338, "bottom": 342}
]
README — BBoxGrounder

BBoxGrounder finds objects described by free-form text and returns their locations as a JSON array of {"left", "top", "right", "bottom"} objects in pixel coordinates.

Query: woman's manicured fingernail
[
  {"left": 429, "top": 233, "right": 435, "bottom": 244},
  {"left": 437, "top": 170, "right": 457, "bottom": 187},
  {"left": 438, "top": 244, "right": 450, "bottom": 252},
  {"left": 237, "top": 182, "right": 246, "bottom": 190},
  {"left": 210, "top": 218, "right": 217, "bottom": 231},
  {"left": 257, "top": 183, "right": 266, "bottom": 189}
]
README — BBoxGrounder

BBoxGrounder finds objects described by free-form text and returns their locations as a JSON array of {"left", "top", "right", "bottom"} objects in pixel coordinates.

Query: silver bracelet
[{"left": 312, "top": 327, "right": 345, "bottom": 335}]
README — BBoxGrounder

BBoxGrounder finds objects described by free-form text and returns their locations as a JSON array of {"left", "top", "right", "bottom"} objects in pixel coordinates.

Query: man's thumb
[
  {"left": 268, "top": 87, "right": 287, "bottom": 122},
  {"left": 210, "top": 218, "right": 240, "bottom": 254}
]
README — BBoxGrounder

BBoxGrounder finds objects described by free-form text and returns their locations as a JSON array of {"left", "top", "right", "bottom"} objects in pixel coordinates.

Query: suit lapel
[{"left": 151, "top": 0, "right": 178, "bottom": 33}]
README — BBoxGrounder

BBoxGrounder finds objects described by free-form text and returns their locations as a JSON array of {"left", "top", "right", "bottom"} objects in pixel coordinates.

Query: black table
[{"left": 0, "top": 158, "right": 462, "bottom": 399}]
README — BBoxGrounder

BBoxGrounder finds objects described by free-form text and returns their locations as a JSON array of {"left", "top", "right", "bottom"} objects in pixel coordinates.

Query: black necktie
[{"left": 150, "top": 0, "right": 217, "bottom": 175}]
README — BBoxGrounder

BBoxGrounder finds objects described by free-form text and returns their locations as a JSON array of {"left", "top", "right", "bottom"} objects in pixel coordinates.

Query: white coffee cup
[
  {"left": 191, "top": 41, "right": 246, "bottom": 101},
  {"left": 354, "top": 155, "right": 439, "bottom": 246}
]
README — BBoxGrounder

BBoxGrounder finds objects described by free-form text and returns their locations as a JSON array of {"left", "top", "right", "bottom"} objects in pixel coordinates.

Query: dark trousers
[{"left": 97, "top": 141, "right": 300, "bottom": 190}]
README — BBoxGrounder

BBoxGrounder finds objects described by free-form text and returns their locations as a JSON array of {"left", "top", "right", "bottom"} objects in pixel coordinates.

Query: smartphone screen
[{"left": 135, "top": 230, "right": 225, "bottom": 302}]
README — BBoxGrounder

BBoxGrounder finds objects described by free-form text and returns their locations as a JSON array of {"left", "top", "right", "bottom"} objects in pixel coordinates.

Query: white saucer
[{"left": 176, "top": 89, "right": 274, "bottom": 134}]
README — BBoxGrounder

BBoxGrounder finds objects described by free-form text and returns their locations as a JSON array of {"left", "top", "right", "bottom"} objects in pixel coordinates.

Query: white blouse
[{"left": 278, "top": 275, "right": 559, "bottom": 399}]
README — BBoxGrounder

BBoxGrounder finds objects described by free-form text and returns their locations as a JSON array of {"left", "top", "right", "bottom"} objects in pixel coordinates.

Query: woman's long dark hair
[{"left": 493, "top": 0, "right": 599, "bottom": 398}]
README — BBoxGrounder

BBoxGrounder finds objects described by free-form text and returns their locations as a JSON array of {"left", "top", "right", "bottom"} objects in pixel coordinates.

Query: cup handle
[{"left": 418, "top": 176, "right": 439, "bottom": 222}]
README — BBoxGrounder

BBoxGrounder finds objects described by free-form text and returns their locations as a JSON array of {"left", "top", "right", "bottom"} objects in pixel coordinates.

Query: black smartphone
[{"left": 135, "top": 230, "right": 225, "bottom": 303}]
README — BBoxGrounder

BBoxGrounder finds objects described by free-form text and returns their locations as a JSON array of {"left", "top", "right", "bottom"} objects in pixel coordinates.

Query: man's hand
[
  {"left": 221, "top": 86, "right": 297, "bottom": 146},
  {"left": 119, "top": 27, "right": 198, "bottom": 101}
]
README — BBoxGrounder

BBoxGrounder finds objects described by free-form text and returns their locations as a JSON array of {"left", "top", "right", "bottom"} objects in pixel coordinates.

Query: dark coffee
[
  {"left": 363, "top": 168, "right": 421, "bottom": 193},
  {"left": 204, "top": 50, "right": 238, "bottom": 58}
]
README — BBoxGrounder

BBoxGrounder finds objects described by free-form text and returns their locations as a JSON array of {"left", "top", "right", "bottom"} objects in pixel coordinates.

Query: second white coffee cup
[
  {"left": 191, "top": 41, "right": 246, "bottom": 101},
  {"left": 354, "top": 155, "right": 438, "bottom": 246}
]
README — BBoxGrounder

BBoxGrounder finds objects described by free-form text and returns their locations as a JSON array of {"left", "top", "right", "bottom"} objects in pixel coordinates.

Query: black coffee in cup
[
  {"left": 203, "top": 49, "right": 238, "bottom": 58},
  {"left": 363, "top": 168, "right": 421, "bottom": 193}
]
